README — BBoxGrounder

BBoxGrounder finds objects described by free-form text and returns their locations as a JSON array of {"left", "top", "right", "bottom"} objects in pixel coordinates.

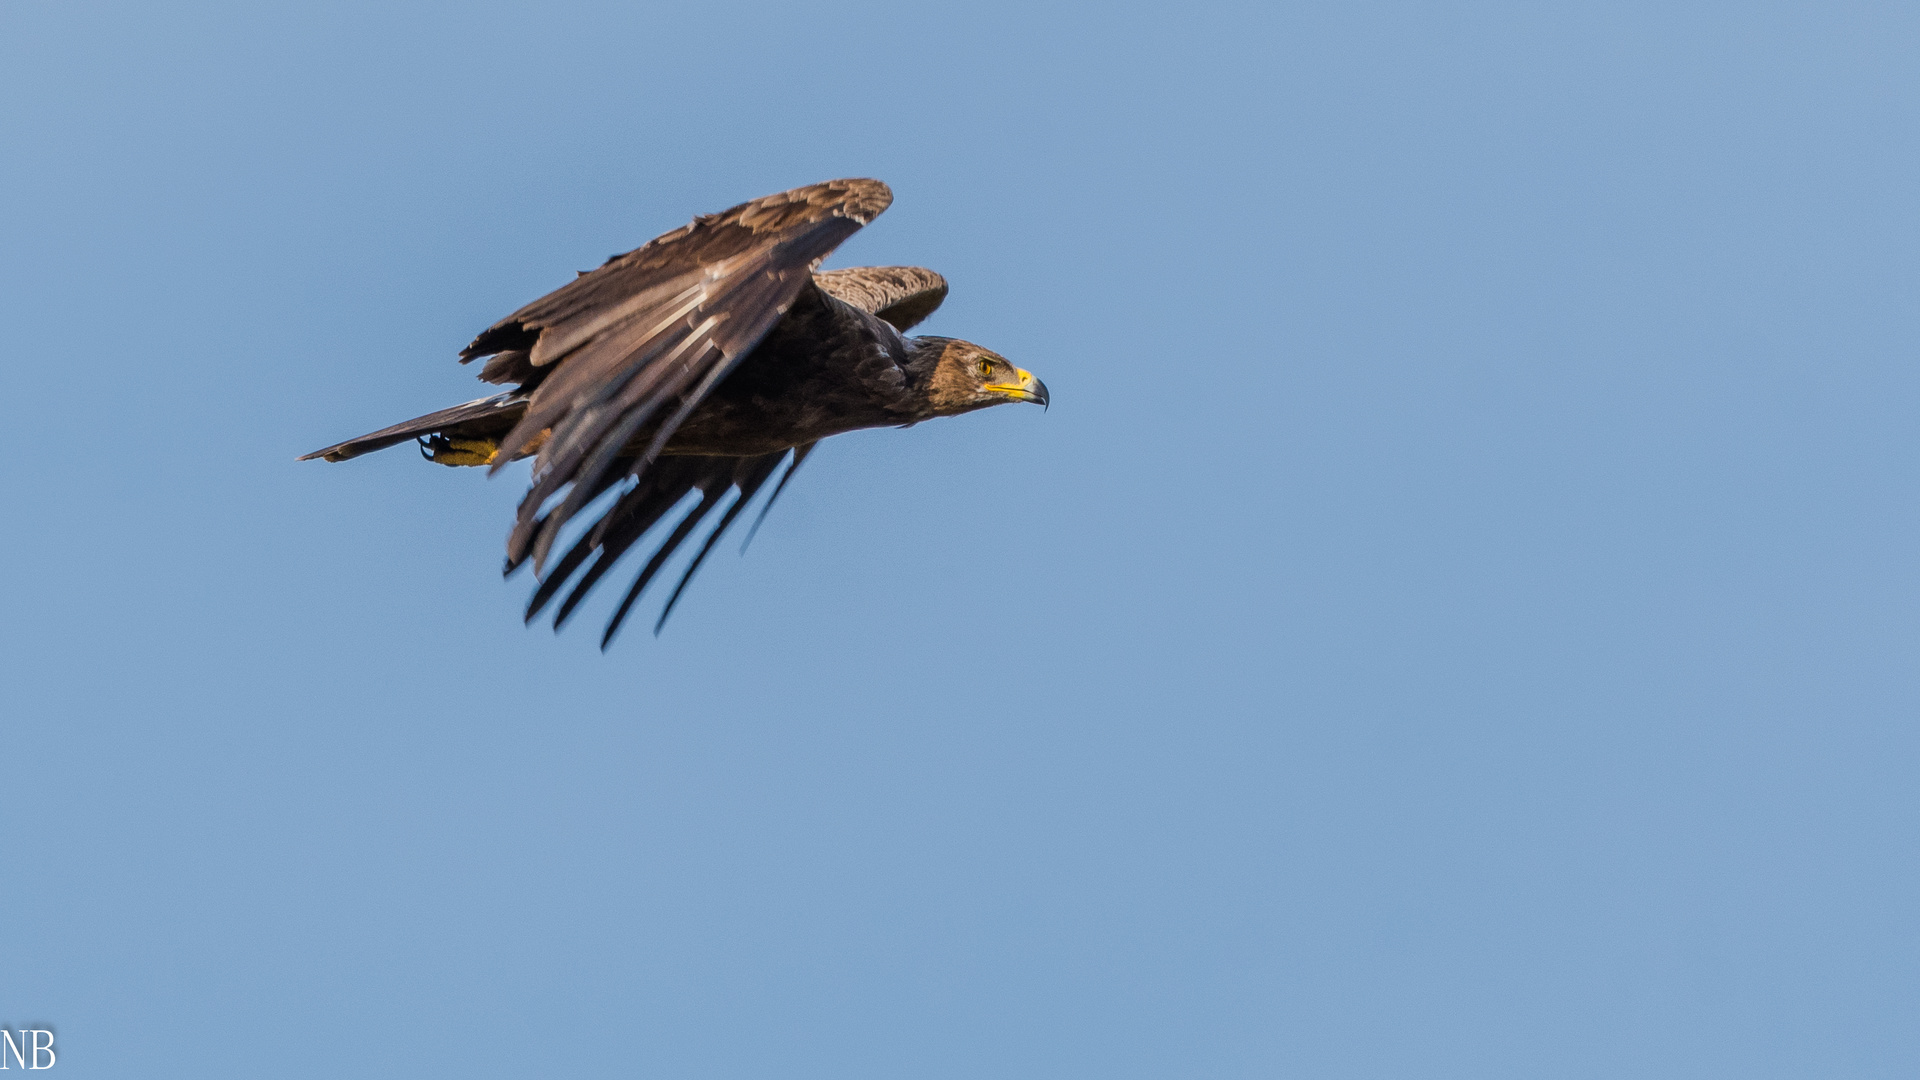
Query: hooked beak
[{"left": 985, "top": 368, "right": 1050, "bottom": 410}]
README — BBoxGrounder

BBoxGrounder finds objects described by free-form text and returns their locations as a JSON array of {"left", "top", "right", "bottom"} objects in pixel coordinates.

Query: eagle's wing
[
  {"left": 520, "top": 443, "right": 816, "bottom": 648},
  {"left": 467, "top": 178, "right": 892, "bottom": 573},
  {"left": 812, "top": 266, "right": 948, "bottom": 331}
]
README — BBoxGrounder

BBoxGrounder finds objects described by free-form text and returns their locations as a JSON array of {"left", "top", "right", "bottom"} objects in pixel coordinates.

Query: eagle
[{"left": 301, "top": 178, "right": 1049, "bottom": 646}]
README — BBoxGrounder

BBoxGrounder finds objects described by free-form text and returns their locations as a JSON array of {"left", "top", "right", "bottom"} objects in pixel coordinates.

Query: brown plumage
[{"left": 301, "top": 179, "right": 1048, "bottom": 646}]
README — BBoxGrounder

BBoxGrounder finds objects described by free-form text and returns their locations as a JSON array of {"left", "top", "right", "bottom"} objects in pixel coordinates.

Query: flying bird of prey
[{"left": 302, "top": 178, "right": 1048, "bottom": 646}]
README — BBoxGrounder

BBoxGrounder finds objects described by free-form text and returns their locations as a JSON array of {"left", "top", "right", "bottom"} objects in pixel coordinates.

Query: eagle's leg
[
  {"left": 420, "top": 435, "right": 501, "bottom": 467},
  {"left": 419, "top": 429, "right": 552, "bottom": 467}
]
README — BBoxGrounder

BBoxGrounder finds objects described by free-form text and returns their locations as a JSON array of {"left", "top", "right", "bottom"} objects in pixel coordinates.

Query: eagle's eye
[{"left": 977, "top": 359, "right": 994, "bottom": 379}]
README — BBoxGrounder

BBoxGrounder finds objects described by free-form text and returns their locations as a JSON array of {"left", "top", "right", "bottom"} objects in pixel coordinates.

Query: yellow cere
[{"left": 983, "top": 368, "right": 1036, "bottom": 395}]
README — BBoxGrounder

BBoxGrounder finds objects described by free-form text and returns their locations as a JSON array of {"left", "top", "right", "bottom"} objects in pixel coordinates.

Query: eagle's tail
[{"left": 297, "top": 392, "right": 530, "bottom": 463}]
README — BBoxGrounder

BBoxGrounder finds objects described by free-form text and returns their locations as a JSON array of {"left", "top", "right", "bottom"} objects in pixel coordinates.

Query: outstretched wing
[
  {"left": 812, "top": 266, "right": 948, "bottom": 331},
  {"left": 521, "top": 443, "right": 816, "bottom": 648},
  {"left": 467, "top": 178, "right": 893, "bottom": 573}
]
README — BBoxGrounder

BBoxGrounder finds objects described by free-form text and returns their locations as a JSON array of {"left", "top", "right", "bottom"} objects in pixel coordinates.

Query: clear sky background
[{"left": 5, "top": 1, "right": 1919, "bottom": 1076}]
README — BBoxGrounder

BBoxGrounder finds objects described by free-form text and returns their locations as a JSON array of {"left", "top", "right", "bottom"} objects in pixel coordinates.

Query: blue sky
[{"left": 6, "top": 1, "right": 1920, "bottom": 1076}]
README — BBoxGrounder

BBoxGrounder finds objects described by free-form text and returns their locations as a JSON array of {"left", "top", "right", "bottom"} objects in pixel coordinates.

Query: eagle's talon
[{"left": 421, "top": 435, "right": 500, "bottom": 467}]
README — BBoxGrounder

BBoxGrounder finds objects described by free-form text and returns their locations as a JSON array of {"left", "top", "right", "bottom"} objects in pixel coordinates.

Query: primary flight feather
[{"left": 302, "top": 179, "right": 1048, "bottom": 646}]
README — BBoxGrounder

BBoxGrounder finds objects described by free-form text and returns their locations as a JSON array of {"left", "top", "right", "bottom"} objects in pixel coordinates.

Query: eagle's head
[{"left": 918, "top": 338, "right": 1049, "bottom": 415}]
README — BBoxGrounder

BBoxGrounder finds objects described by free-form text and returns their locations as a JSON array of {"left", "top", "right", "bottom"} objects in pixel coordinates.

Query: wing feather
[
  {"left": 457, "top": 178, "right": 893, "bottom": 574},
  {"left": 521, "top": 449, "right": 800, "bottom": 643},
  {"left": 652, "top": 453, "right": 787, "bottom": 634},
  {"left": 812, "top": 266, "right": 949, "bottom": 331}
]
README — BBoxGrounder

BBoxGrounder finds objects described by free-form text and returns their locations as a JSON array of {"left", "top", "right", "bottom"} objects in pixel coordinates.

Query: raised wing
[
  {"left": 466, "top": 178, "right": 893, "bottom": 573},
  {"left": 812, "top": 266, "right": 948, "bottom": 331}
]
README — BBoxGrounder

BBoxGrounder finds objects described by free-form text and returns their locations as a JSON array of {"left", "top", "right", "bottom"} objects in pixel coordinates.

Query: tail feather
[{"left": 298, "top": 392, "right": 530, "bottom": 462}]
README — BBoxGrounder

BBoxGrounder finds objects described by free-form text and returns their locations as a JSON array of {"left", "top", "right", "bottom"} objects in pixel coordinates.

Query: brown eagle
[{"left": 302, "top": 179, "right": 1048, "bottom": 646}]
